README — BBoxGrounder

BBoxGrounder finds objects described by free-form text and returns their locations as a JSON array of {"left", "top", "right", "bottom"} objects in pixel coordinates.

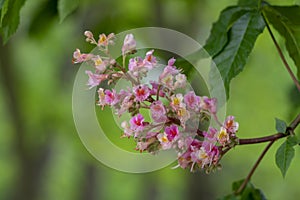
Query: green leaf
[
  {"left": 238, "top": 0, "right": 259, "bottom": 7},
  {"left": 275, "top": 118, "right": 287, "bottom": 133},
  {"left": 212, "top": 11, "right": 265, "bottom": 98},
  {"left": 275, "top": 138, "right": 295, "bottom": 177},
  {"left": 204, "top": 6, "right": 252, "bottom": 57},
  {"left": 263, "top": 5, "right": 300, "bottom": 79},
  {"left": 0, "top": 0, "right": 9, "bottom": 24},
  {"left": 0, "top": 0, "right": 26, "bottom": 44},
  {"left": 220, "top": 179, "right": 267, "bottom": 200},
  {"left": 58, "top": 0, "right": 79, "bottom": 23}
]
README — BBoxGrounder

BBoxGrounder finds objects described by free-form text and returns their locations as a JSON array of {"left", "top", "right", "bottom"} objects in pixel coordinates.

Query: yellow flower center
[
  {"left": 218, "top": 128, "right": 227, "bottom": 140},
  {"left": 162, "top": 136, "right": 168, "bottom": 143},
  {"left": 94, "top": 58, "right": 103, "bottom": 66}
]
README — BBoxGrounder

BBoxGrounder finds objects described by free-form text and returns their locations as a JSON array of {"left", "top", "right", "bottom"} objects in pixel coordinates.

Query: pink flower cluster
[{"left": 73, "top": 31, "right": 239, "bottom": 172}]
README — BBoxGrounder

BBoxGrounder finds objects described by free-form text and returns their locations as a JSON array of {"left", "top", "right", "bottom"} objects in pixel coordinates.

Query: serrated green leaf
[
  {"left": 204, "top": 6, "right": 252, "bottom": 57},
  {"left": 275, "top": 139, "right": 295, "bottom": 177},
  {"left": 263, "top": 5, "right": 300, "bottom": 79},
  {"left": 275, "top": 118, "right": 287, "bottom": 133},
  {"left": 212, "top": 11, "right": 265, "bottom": 98},
  {"left": 58, "top": 0, "right": 79, "bottom": 23},
  {"left": 0, "top": 0, "right": 26, "bottom": 44}
]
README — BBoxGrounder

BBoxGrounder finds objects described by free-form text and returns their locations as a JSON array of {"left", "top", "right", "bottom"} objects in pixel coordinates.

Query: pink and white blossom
[
  {"left": 73, "top": 49, "right": 92, "bottom": 63},
  {"left": 203, "top": 127, "right": 218, "bottom": 142},
  {"left": 150, "top": 100, "right": 167, "bottom": 123},
  {"left": 201, "top": 96, "right": 217, "bottom": 114},
  {"left": 133, "top": 84, "right": 150, "bottom": 102},
  {"left": 174, "top": 73, "right": 187, "bottom": 89},
  {"left": 143, "top": 50, "right": 157, "bottom": 69},
  {"left": 224, "top": 115, "right": 239, "bottom": 134},
  {"left": 121, "top": 121, "right": 133, "bottom": 138},
  {"left": 98, "top": 33, "right": 115, "bottom": 47},
  {"left": 85, "top": 70, "right": 108, "bottom": 89},
  {"left": 122, "top": 34, "right": 136, "bottom": 55},
  {"left": 104, "top": 89, "right": 119, "bottom": 105},
  {"left": 184, "top": 91, "right": 200, "bottom": 110},
  {"left": 217, "top": 127, "right": 229, "bottom": 147},
  {"left": 84, "top": 30, "right": 96, "bottom": 44},
  {"left": 157, "top": 132, "right": 172, "bottom": 150},
  {"left": 165, "top": 124, "right": 180, "bottom": 142},
  {"left": 97, "top": 88, "right": 106, "bottom": 108},
  {"left": 170, "top": 93, "right": 184, "bottom": 111},
  {"left": 149, "top": 81, "right": 165, "bottom": 97},
  {"left": 129, "top": 114, "right": 145, "bottom": 133},
  {"left": 92, "top": 55, "right": 107, "bottom": 73}
]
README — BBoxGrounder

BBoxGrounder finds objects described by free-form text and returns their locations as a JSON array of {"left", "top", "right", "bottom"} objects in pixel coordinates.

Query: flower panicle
[{"left": 73, "top": 31, "right": 239, "bottom": 173}]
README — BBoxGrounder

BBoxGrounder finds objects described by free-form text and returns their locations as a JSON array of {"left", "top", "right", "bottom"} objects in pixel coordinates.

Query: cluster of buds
[{"left": 73, "top": 31, "right": 239, "bottom": 172}]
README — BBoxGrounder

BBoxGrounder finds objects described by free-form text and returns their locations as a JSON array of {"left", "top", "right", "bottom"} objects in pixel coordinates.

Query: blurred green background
[{"left": 0, "top": 0, "right": 300, "bottom": 199}]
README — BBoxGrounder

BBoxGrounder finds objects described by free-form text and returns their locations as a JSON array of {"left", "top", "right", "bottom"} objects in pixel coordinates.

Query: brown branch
[
  {"left": 262, "top": 13, "right": 300, "bottom": 92},
  {"left": 235, "top": 112, "right": 300, "bottom": 194},
  {"left": 235, "top": 140, "right": 275, "bottom": 195},
  {"left": 238, "top": 133, "right": 286, "bottom": 145},
  {"left": 238, "top": 113, "right": 300, "bottom": 145}
]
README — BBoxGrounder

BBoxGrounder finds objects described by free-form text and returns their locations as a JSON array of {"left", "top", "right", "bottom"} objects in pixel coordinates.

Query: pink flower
[
  {"left": 143, "top": 50, "right": 157, "bottom": 69},
  {"left": 149, "top": 81, "right": 165, "bottom": 97},
  {"left": 116, "top": 90, "right": 133, "bottom": 116},
  {"left": 121, "top": 121, "right": 133, "bottom": 138},
  {"left": 165, "top": 124, "right": 179, "bottom": 142},
  {"left": 97, "top": 88, "right": 106, "bottom": 108},
  {"left": 73, "top": 49, "right": 92, "bottom": 63},
  {"left": 84, "top": 30, "right": 96, "bottom": 44},
  {"left": 92, "top": 55, "right": 107, "bottom": 73},
  {"left": 217, "top": 127, "right": 229, "bottom": 147},
  {"left": 85, "top": 70, "right": 108, "bottom": 89},
  {"left": 168, "top": 57, "right": 176, "bottom": 66},
  {"left": 174, "top": 73, "right": 187, "bottom": 89},
  {"left": 177, "top": 138, "right": 202, "bottom": 169},
  {"left": 177, "top": 151, "right": 192, "bottom": 169},
  {"left": 150, "top": 100, "right": 167, "bottom": 123},
  {"left": 122, "top": 34, "right": 136, "bottom": 55},
  {"left": 159, "top": 58, "right": 180, "bottom": 89},
  {"left": 203, "top": 127, "right": 218, "bottom": 142},
  {"left": 136, "top": 141, "right": 149, "bottom": 152},
  {"left": 146, "top": 131, "right": 158, "bottom": 139},
  {"left": 224, "top": 115, "right": 239, "bottom": 134},
  {"left": 170, "top": 94, "right": 184, "bottom": 111},
  {"left": 157, "top": 132, "right": 172, "bottom": 150},
  {"left": 104, "top": 89, "right": 119, "bottom": 105},
  {"left": 133, "top": 85, "right": 150, "bottom": 102},
  {"left": 98, "top": 33, "right": 115, "bottom": 47},
  {"left": 201, "top": 96, "right": 217, "bottom": 114},
  {"left": 129, "top": 114, "right": 145, "bottom": 132},
  {"left": 177, "top": 106, "right": 190, "bottom": 127},
  {"left": 128, "top": 57, "right": 144, "bottom": 77},
  {"left": 184, "top": 91, "right": 200, "bottom": 110}
]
